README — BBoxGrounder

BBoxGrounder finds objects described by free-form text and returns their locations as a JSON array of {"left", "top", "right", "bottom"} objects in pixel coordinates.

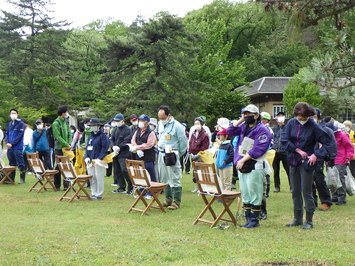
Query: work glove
[
  {"left": 84, "top": 158, "right": 91, "bottom": 165},
  {"left": 137, "top": 150, "right": 144, "bottom": 158},
  {"left": 112, "top": 146, "right": 120, "bottom": 154}
]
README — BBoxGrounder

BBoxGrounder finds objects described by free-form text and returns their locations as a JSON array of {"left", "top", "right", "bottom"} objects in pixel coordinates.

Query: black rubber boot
[
  {"left": 245, "top": 205, "right": 261, "bottom": 229},
  {"left": 302, "top": 212, "right": 314, "bottom": 229},
  {"left": 18, "top": 171, "right": 26, "bottom": 184},
  {"left": 286, "top": 210, "right": 303, "bottom": 227},
  {"left": 239, "top": 204, "right": 251, "bottom": 228}
]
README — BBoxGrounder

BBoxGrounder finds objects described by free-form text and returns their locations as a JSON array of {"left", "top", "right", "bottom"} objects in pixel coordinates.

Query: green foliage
[{"left": 283, "top": 76, "right": 324, "bottom": 116}]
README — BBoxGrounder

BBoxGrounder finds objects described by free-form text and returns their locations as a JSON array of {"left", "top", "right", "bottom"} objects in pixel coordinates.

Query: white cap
[
  {"left": 217, "top": 117, "right": 230, "bottom": 129},
  {"left": 243, "top": 104, "right": 259, "bottom": 114}
]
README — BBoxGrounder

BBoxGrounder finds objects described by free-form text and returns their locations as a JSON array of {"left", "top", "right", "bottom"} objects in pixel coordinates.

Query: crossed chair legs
[
  {"left": 59, "top": 178, "right": 92, "bottom": 202},
  {"left": 128, "top": 186, "right": 166, "bottom": 215},
  {"left": 29, "top": 172, "right": 58, "bottom": 193},
  {"left": 193, "top": 194, "right": 241, "bottom": 228}
]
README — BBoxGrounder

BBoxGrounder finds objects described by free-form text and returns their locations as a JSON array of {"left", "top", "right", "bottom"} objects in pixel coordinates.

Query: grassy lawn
[{"left": 0, "top": 168, "right": 354, "bottom": 265}]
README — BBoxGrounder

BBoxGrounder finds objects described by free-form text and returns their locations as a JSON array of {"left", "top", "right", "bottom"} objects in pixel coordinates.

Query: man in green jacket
[{"left": 52, "top": 106, "right": 71, "bottom": 190}]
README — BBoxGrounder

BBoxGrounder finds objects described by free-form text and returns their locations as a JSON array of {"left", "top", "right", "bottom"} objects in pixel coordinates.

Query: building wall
[{"left": 250, "top": 94, "right": 284, "bottom": 117}]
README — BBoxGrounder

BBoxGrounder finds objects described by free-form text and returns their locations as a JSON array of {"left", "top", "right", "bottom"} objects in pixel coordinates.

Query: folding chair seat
[
  {"left": 0, "top": 159, "right": 16, "bottom": 185},
  {"left": 27, "top": 153, "right": 58, "bottom": 192},
  {"left": 192, "top": 162, "right": 242, "bottom": 228},
  {"left": 126, "top": 159, "right": 167, "bottom": 215},
  {"left": 56, "top": 156, "right": 92, "bottom": 202}
]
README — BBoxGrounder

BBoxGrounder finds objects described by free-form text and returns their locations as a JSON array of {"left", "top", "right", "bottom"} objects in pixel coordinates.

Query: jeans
[{"left": 7, "top": 148, "right": 25, "bottom": 180}]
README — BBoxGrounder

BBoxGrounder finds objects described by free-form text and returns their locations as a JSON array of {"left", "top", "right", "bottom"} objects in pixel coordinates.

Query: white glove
[
  {"left": 84, "top": 158, "right": 91, "bottom": 164},
  {"left": 130, "top": 145, "right": 137, "bottom": 152},
  {"left": 112, "top": 146, "right": 120, "bottom": 154},
  {"left": 137, "top": 150, "right": 144, "bottom": 158}
]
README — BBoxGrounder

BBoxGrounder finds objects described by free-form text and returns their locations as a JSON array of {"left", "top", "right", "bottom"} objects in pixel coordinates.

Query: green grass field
[{"left": 0, "top": 168, "right": 354, "bottom": 265}]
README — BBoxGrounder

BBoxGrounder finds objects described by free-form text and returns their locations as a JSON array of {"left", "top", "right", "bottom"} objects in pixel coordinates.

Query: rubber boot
[
  {"left": 302, "top": 212, "right": 314, "bottom": 229},
  {"left": 18, "top": 171, "right": 26, "bottom": 184},
  {"left": 163, "top": 186, "right": 173, "bottom": 207},
  {"left": 245, "top": 205, "right": 261, "bottom": 229},
  {"left": 239, "top": 204, "right": 251, "bottom": 228},
  {"left": 286, "top": 209, "right": 303, "bottom": 227},
  {"left": 168, "top": 186, "right": 182, "bottom": 210}
]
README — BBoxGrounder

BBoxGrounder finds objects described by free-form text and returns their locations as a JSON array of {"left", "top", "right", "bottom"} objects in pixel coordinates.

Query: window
[{"left": 273, "top": 105, "right": 286, "bottom": 118}]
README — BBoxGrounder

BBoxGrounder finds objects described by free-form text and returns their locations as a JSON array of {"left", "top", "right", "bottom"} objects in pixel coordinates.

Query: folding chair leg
[
  {"left": 221, "top": 198, "right": 237, "bottom": 226},
  {"left": 193, "top": 195, "right": 216, "bottom": 225},
  {"left": 77, "top": 180, "right": 91, "bottom": 199},
  {"left": 151, "top": 190, "right": 166, "bottom": 213},
  {"left": 29, "top": 180, "right": 43, "bottom": 192},
  {"left": 128, "top": 191, "right": 146, "bottom": 213}
]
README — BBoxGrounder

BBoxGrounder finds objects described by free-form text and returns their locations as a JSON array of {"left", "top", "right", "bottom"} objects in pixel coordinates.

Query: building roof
[{"left": 235, "top": 77, "right": 293, "bottom": 97}]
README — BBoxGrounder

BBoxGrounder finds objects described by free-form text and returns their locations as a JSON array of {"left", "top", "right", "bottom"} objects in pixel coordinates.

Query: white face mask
[
  {"left": 138, "top": 121, "right": 145, "bottom": 129},
  {"left": 297, "top": 118, "right": 308, "bottom": 125},
  {"left": 10, "top": 114, "right": 18, "bottom": 121},
  {"left": 65, "top": 112, "right": 69, "bottom": 119},
  {"left": 277, "top": 116, "right": 285, "bottom": 123},
  {"left": 111, "top": 122, "right": 117, "bottom": 127},
  {"left": 37, "top": 124, "right": 43, "bottom": 130},
  {"left": 132, "top": 120, "right": 138, "bottom": 126},
  {"left": 91, "top": 126, "right": 99, "bottom": 132},
  {"left": 71, "top": 130, "right": 75, "bottom": 133},
  {"left": 160, "top": 119, "right": 169, "bottom": 126},
  {"left": 117, "top": 121, "right": 124, "bottom": 127},
  {"left": 84, "top": 124, "right": 90, "bottom": 129},
  {"left": 194, "top": 125, "right": 202, "bottom": 131}
]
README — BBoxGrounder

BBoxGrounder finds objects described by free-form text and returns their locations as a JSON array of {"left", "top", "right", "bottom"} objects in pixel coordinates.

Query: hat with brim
[
  {"left": 138, "top": 114, "right": 150, "bottom": 122},
  {"left": 88, "top": 118, "right": 103, "bottom": 126},
  {"left": 113, "top": 113, "right": 124, "bottom": 121},
  {"left": 217, "top": 128, "right": 228, "bottom": 136},
  {"left": 243, "top": 104, "right": 259, "bottom": 114}
]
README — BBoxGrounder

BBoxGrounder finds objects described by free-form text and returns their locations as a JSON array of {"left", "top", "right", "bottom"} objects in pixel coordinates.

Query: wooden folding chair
[
  {"left": 27, "top": 153, "right": 58, "bottom": 192},
  {"left": 192, "top": 161, "right": 242, "bottom": 228},
  {"left": 0, "top": 159, "right": 16, "bottom": 185},
  {"left": 126, "top": 159, "right": 167, "bottom": 215},
  {"left": 56, "top": 156, "right": 92, "bottom": 202}
]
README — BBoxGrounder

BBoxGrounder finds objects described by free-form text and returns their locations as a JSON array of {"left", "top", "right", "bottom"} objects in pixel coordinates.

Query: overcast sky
[{"left": 0, "top": 0, "right": 245, "bottom": 28}]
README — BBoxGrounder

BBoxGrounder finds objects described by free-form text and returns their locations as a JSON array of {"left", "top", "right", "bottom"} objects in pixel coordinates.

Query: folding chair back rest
[
  {"left": 26, "top": 153, "right": 45, "bottom": 174},
  {"left": 126, "top": 159, "right": 151, "bottom": 187},
  {"left": 193, "top": 162, "right": 222, "bottom": 195},
  {"left": 56, "top": 156, "right": 77, "bottom": 180}
]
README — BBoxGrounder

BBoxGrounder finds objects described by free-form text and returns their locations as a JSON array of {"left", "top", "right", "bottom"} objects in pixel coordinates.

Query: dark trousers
[
  {"left": 180, "top": 152, "right": 190, "bottom": 174},
  {"left": 272, "top": 151, "right": 290, "bottom": 189},
  {"left": 312, "top": 160, "right": 332, "bottom": 206},
  {"left": 144, "top": 161, "right": 157, "bottom": 182},
  {"left": 113, "top": 156, "right": 132, "bottom": 192},
  {"left": 290, "top": 166, "right": 315, "bottom": 213},
  {"left": 350, "top": 160, "right": 355, "bottom": 178},
  {"left": 331, "top": 164, "right": 347, "bottom": 203},
  {"left": 7, "top": 148, "right": 25, "bottom": 181},
  {"left": 38, "top": 150, "right": 52, "bottom": 170},
  {"left": 106, "top": 162, "right": 112, "bottom": 177},
  {"left": 54, "top": 149, "right": 64, "bottom": 189}
]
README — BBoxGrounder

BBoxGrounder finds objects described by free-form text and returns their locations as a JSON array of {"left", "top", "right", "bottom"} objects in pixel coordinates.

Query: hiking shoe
[
  {"left": 318, "top": 203, "right": 331, "bottom": 211},
  {"left": 126, "top": 190, "right": 133, "bottom": 195},
  {"left": 162, "top": 201, "right": 172, "bottom": 207},
  {"left": 168, "top": 202, "right": 180, "bottom": 210},
  {"left": 111, "top": 183, "right": 118, "bottom": 187},
  {"left": 112, "top": 189, "right": 125, "bottom": 194},
  {"left": 96, "top": 196, "right": 103, "bottom": 200}
]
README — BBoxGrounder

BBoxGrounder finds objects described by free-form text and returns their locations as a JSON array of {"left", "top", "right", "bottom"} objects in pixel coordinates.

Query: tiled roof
[{"left": 235, "top": 77, "right": 293, "bottom": 96}]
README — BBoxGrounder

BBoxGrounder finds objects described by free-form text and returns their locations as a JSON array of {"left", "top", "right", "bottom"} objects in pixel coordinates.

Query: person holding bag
[
  {"left": 281, "top": 102, "right": 332, "bottom": 229},
  {"left": 227, "top": 104, "right": 273, "bottom": 229}
]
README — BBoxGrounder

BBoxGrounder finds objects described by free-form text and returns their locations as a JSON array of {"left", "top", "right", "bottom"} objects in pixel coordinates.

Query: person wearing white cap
[{"left": 227, "top": 104, "right": 273, "bottom": 229}]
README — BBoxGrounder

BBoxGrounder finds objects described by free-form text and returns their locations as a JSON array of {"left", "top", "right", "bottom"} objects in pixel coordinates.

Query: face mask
[
  {"left": 138, "top": 121, "right": 145, "bottom": 129},
  {"left": 71, "top": 130, "right": 75, "bottom": 133},
  {"left": 10, "top": 114, "right": 17, "bottom": 121},
  {"left": 37, "top": 124, "right": 43, "bottom": 130},
  {"left": 161, "top": 119, "right": 169, "bottom": 126},
  {"left": 194, "top": 125, "right": 202, "bottom": 131},
  {"left": 111, "top": 122, "right": 117, "bottom": 127},
  {"left": 117, "top": 121, "right": 124, "bottom": 127},
  {"left": 245, "top": 115, "right": 256, "bottom": 125},
  {"left": 84, "top": 124, "right": 90, "bottom": 129},
  {"left": 297, "top": 118, "right": 308, "bottom": 125},
  {"left": 91, "top": 126, "right": 99, "bottom": 132},
  {"left": 149, "top": 125, "right": 156, "bottom": 131},
  {"left": 132, "top": 120, "right": 138, "bottom": 126},
  {"left": 277, "top": 116, "right": 285, "bottom": 123}
]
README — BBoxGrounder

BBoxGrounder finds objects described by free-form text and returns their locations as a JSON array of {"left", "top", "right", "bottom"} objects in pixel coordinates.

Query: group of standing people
[{"left": 1, "top": 102, "right": 354, "bottom": 229}]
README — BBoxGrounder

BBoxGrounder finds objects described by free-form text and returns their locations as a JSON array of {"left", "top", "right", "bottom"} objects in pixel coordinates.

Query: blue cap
[
  {"left": 138, "top": 114, "right": 150, "bottom": 122},
  {"left": 113, "top": 113, "right": 124, "bottom": 121},
  {"left": 325, "top": 122, "right": 338, "bottom": 132},
  {"left": 104, "top": 123, "right": 112, "bottom": 128}
]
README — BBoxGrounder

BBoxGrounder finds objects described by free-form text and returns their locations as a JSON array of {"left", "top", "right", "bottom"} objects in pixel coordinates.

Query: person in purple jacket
[
  {"left": 227, "top": 104, "right": 272, "bottom": 229},
  {"left": 281, "top": 102, "right": 332, "bottom": 229}
]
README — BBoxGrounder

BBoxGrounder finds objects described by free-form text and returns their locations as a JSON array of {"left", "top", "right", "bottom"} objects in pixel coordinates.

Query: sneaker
[
  {"left": 191, "top": 188, "right": 198, "bottom": 193},
  {"left": 111, "top": 183, "right": 118, "bottom": 187},
  {"left": 112, "top": 189, "right": 125, "bottom": 194},
  {"left": 126, "top": 190, "right": 133, "bottom": 195},
  {"left": 91, "top": 195, "right": 97, "bottom": 200},
  {"left": 167, "top": 201, "right": 180, "bottom": 210},
  {"left": 273, "top": 188, "right": 280, "bottom": 193},
  {"left": 318, "top": 203, "right": 331, "bottom": 211},
  {"left": 144, "top": 195, "right": 153, "bottom": 200},
  {"left": 96, "top": 196, "right": 103, "bottom": 200}
]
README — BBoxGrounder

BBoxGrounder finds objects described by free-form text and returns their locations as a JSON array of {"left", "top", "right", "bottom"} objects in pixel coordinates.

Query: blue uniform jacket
[
  {"left": 6, "top": 119, "right": 26, "bottom": 150},
  {"left": 85, "top": 130, "right": 110, "bottom": 161}
]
